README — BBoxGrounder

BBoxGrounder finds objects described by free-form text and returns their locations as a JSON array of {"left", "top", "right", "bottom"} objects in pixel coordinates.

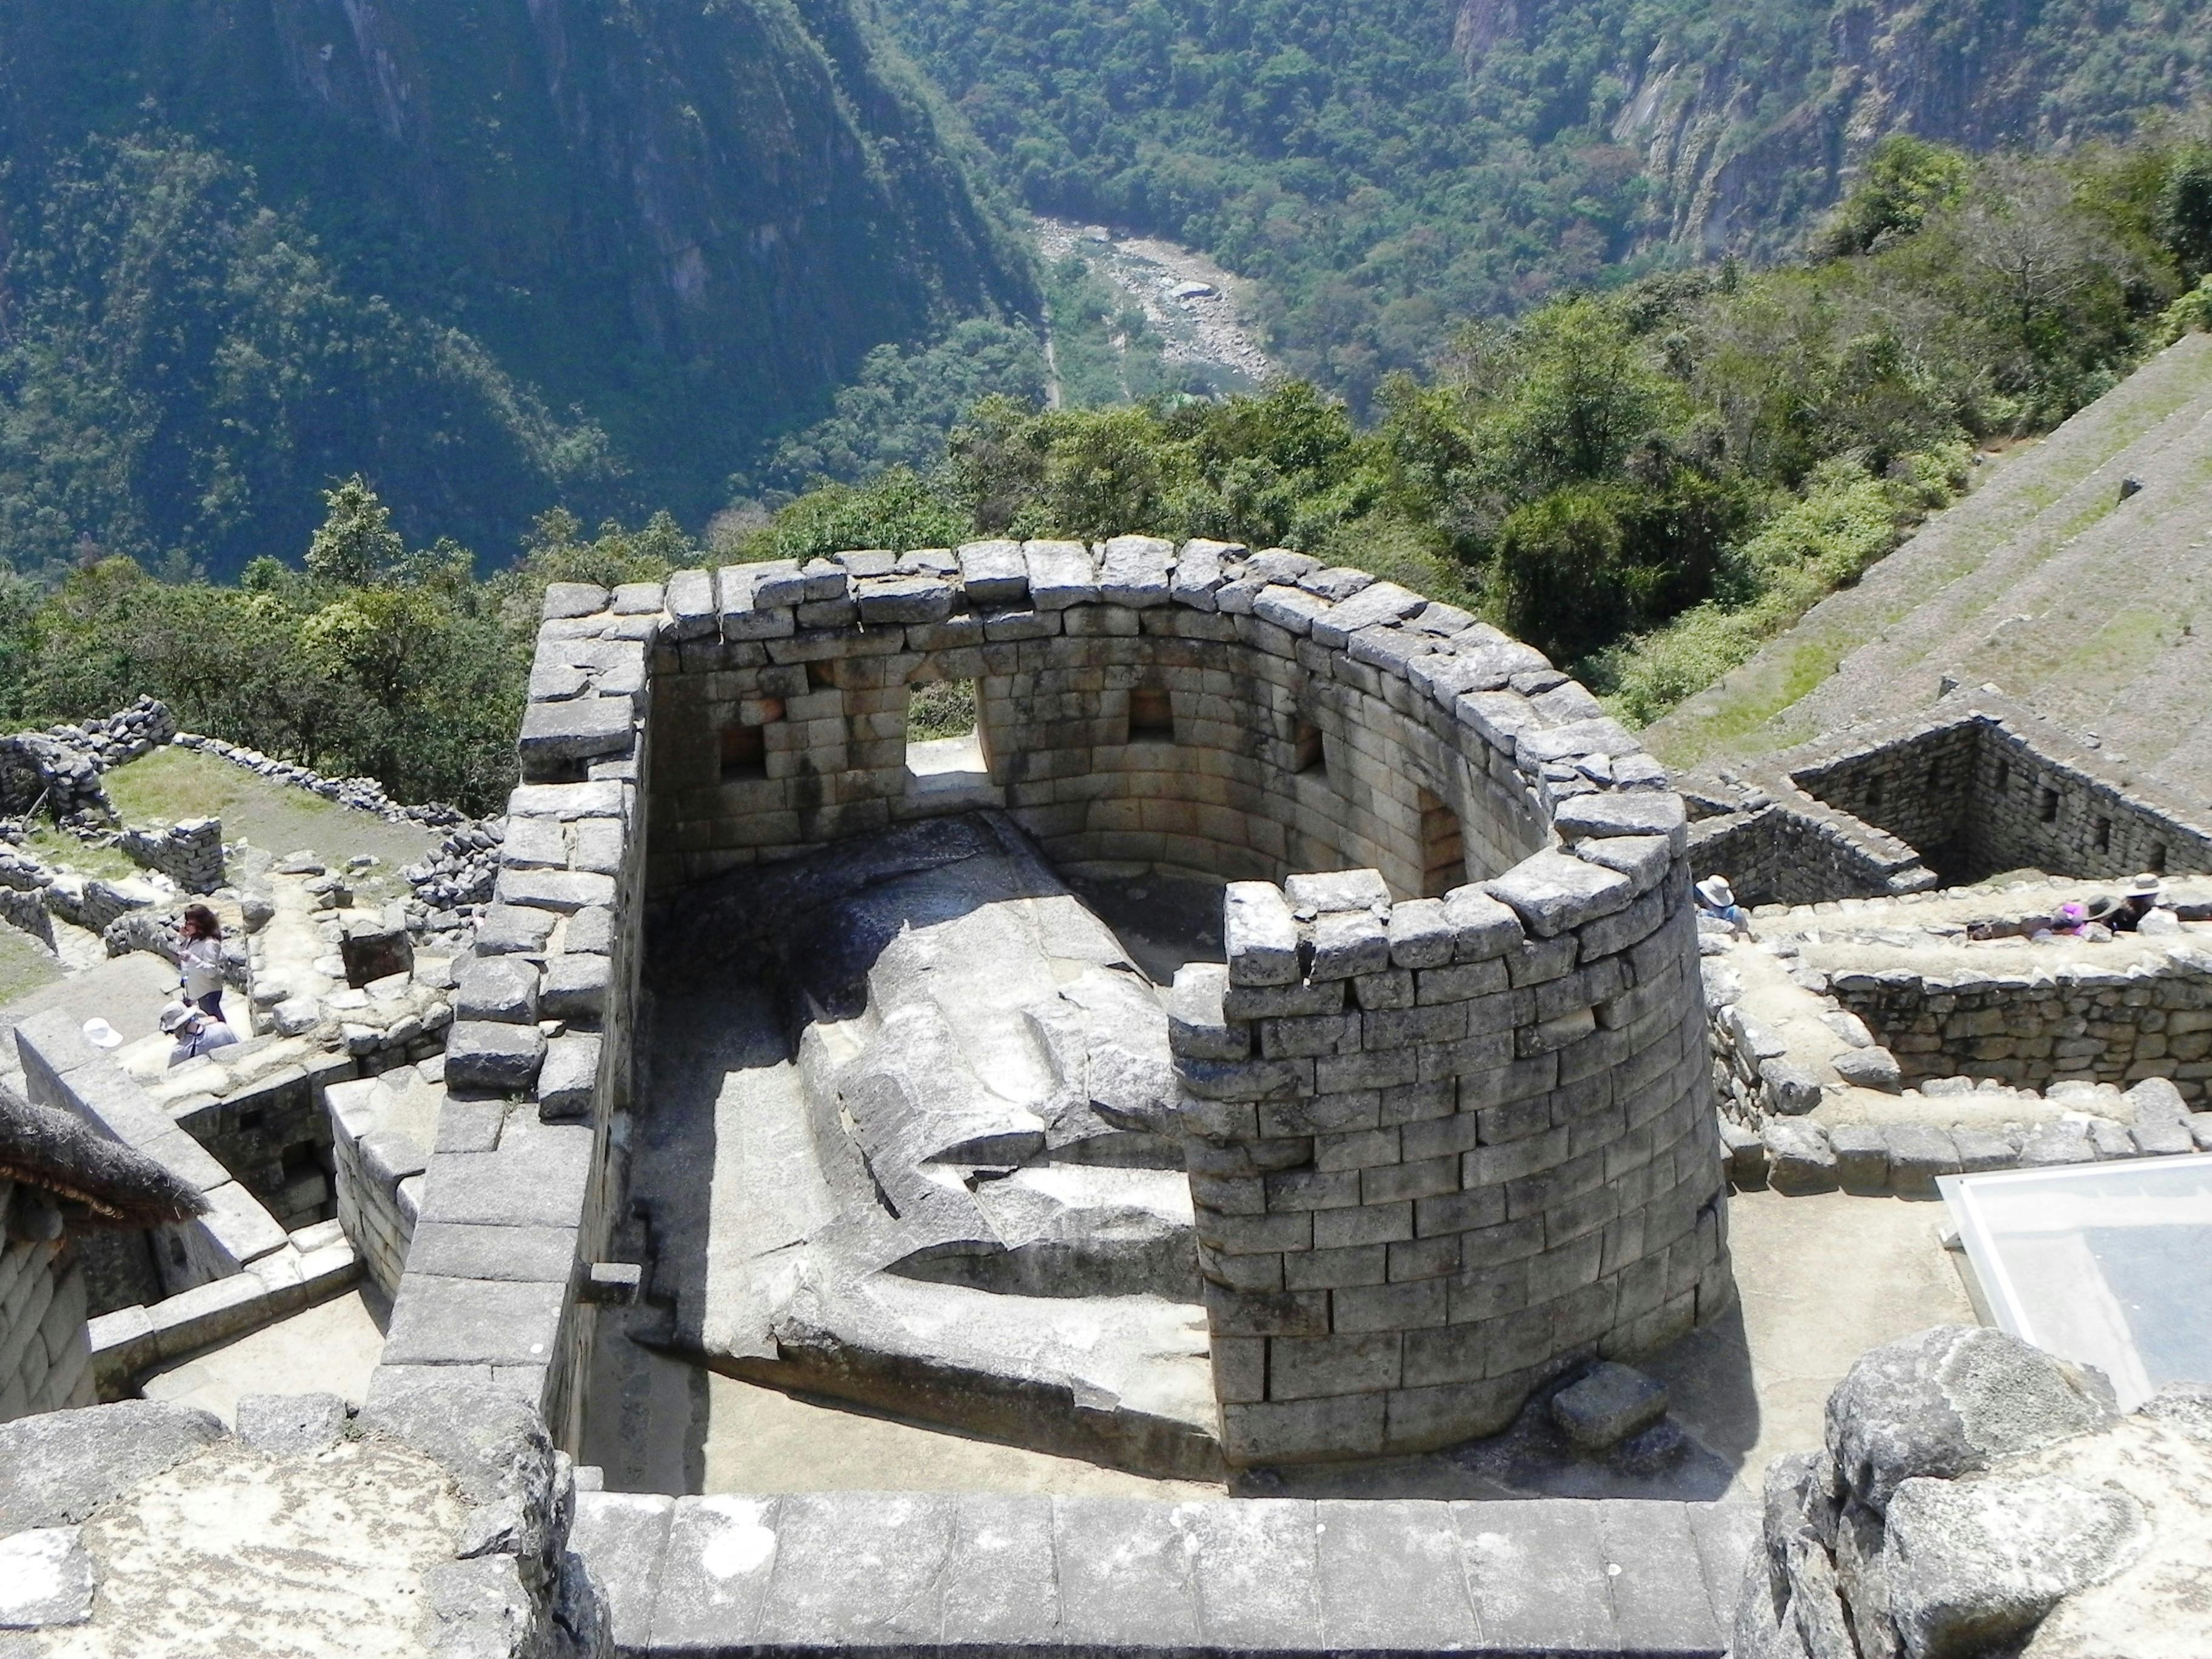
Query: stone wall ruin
[
  {"left": 484, "top": 537, "right": 1734, "bottom": 1467},
  {"left": 1684, "top": 688, "right": 2212, "bottom": 906}
]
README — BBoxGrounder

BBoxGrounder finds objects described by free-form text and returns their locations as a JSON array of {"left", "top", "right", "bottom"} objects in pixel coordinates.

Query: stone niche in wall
[{"left": 528, "top": 536, "right": 1732, "bottom": 1467}]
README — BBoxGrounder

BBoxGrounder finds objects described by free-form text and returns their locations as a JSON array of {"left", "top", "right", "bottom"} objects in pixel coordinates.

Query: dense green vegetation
[
  {"left": 0, "top": 0, "right": 1031, "bottom": 578},
  {"left": 0, "top": 136, "right": 2204, "bottom": 824},
  {"left": 739, "top": 136, "right": 2212, "bottom": 697},
  {"left": 0, "top": 483, "right": 687, "bottom": 814},
  {"left": 882, "top": 0, "right": 2212, "bottom": 409}
]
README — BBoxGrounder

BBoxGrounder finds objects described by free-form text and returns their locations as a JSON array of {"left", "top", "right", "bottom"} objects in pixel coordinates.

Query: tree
[
  {"left": 1818, "top": 136, "right": 1972, "bottom": 257},
  {"left": 305, "top": 476, "right": 408, "bottom": 588}
]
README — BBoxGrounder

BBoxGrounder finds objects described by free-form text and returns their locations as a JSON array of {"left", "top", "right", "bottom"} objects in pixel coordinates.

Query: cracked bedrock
[{"left": 634, "top": 813, "right": 1222, "bottom": 1478}]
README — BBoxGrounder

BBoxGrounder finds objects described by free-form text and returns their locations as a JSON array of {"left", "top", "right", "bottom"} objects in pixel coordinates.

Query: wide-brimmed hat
[
  {"left": 2127, "top": 873, "right": 2163, "bottom": 897},
  {"left": 1695, "top": 876, "right": 1735, "bottom": 909},
  {"left": 158, "top": 1002, "right": 196, "bottom": 1034},
  {"left": 2083, "top": 895, "right": 2121, "bottom": 923}
]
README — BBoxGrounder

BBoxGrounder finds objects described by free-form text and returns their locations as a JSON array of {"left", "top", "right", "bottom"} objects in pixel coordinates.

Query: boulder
[
  {"left": 1883, "top": 1473, "right": 2142, "bottom": 1659},
  {"left": 1825, "top": 1326, "right": 2116, "bottom": 1513}
]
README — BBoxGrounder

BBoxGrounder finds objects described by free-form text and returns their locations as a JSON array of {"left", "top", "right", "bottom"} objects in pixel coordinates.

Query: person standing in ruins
[{"left": 178, "top": 903, "right": 227, "bottom": 1022}]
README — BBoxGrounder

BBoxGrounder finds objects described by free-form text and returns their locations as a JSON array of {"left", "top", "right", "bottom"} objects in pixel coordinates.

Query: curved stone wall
[{"left": 560, "top": 535, "right": 1731, "bottom": 1466}]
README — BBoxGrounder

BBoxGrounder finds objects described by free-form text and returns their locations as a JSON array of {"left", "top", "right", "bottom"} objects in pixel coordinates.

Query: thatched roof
[{"left": 0, "top": 1085, "right": 208, "bottom": 1228}]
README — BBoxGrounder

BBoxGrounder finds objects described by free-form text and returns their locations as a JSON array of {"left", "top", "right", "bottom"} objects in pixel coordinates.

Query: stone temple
[{"left": 3, "top": 533, "right": 2207, "bottom": 1657}]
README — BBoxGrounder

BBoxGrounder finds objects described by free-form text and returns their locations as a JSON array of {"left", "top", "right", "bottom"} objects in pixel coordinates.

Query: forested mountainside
[
  {"left": 0, "top": 0, "right": 1033, "bottom": 580},
  {"left": 883, "top": 0, "right": 2211, "bottom": 406}
]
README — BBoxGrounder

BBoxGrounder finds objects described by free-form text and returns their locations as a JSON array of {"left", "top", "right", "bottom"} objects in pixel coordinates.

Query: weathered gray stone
[
  {"left": 1024, "top": 540, "right": 1098, "bottom": 609},
  {"left": 537, "top": 1032, "right": 602, "bottom": 1120},
  {"left": 955, "top": 539, "right": 1027, "bottom": 605},
  {"left": 2122, "top": 1076, "right": 2190, "bottom": 1126},
  {"left": 1307, "top": 910, "right": 1389, "bottom": 980},
  {"left": 235, "top": 1392, "right": 349, "bottom": 1456},
  {"left": 340, "top": 923, "right": 414, "bottom": 989},
  {"left": 1765, "top": 1120, "right": 1838, "bottom": 1194},
  {"left": 1441, "top": 886, "right": 1523, "bottom": 959},
  {"left": 1826, "top": 1326, "right": 2117, "bottom": 1513},
  {"left": 0, "top": 1400, "right": 226, "bottom": 1529},
  {"left": 1484, "top": 849, "right": 1634, "bottom": 937},
  {"left": 1834, "top": 1047, "right": 1903, "bottom": 1091},
  {"left": 1761, "top": 1056, "right": 1825, "bottom": 1114},
  {"left": 1828, "top": 1124, "right": 1890, "bottom": 1193},
  {"left": 0, "top": 1527, "right": 94, "bottom": 1629},
  {"left": 455, "top": 957, "right": 541, "bottom": 1025},
  {"left": 444, "top": 1022, "right": 548, "bottom": 1092},
  {"left": 517, "top": 696, "right": 632, "bottom": 767},
  {"left": 1553, "top": 790, "right": 1689, "bottom": 851},
  {"left": 540, "top": 952, "right": 610, "bottom": 1020},
  {"left": 1224, "top": 881, "right": 1301, "bottom": 987},
  {"left": 1883, "top": 1473, "right": 2143, "bottom": 1659},
  {"left": 1551, "top": 1362, "right": 1669, "bottom": 1451},
  {"left": 1883, "top": 1125, "right": 1960, "bottom": 1198},
  {"left": 854, "top": 575, "right": 954, "bottom": 626},
  {"left": 475, "top": 905, "right": 558, "bottom": 955}
]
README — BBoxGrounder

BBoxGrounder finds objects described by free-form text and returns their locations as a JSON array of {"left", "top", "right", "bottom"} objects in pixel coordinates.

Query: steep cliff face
[
  {"left": 0, "top": 0, "right": 1032, "bottom": 568},
  {"left": 1459, "top": 0, "right": 2212, "bottom": 258}
]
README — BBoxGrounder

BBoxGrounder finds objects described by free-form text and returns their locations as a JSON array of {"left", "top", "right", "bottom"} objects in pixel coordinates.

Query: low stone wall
[
  {"left": 326, "top": 1077, "right": 425, "bottom": 1299},
  {"left": 0, "top": 1181, "right": 95, "bottom": 1424},
  {"left": 1685, "top": 786, "right": 1937, "bottom": 907},
  {"left": 569, "top": 1486, "right": 1756, "bottom": 1658},
  {"left": 15, "top": 1011, "right": 360, "bottom": 1395},
  {"left": 1682, "top": 689, "right": 2212, "bottom": 905},
  {"left": 170, "top": 731, "right": 466, "bottom": 827},
  {"left": 116, "top": 816, "right": 224, "bottom": 893},
  {"left": 1829, "top": 952, "right": 2212, "bottom": 1102}
]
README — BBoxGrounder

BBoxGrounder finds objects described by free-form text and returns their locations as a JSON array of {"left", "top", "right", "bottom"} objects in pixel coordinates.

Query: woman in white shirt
[{"left": 178, "top": 903, "right": 227, "bottom": 1021}]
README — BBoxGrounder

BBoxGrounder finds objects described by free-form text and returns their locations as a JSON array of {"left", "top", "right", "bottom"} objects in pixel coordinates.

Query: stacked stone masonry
[
  {"left": 1831, "top": 954, "right": 2212, "bottom": 1101},
  {"left": 14, "top": 1013, "right": 360, "bottom": 1397},
  {"left": 1684, "top": 689, "right": 2212, "bottom": 906},
  {"left": 404, "top": 538, "right": 1737, "bottom": 1472},
  {"left": 116, "top": 816, "right": 224, "bottom": 893}
]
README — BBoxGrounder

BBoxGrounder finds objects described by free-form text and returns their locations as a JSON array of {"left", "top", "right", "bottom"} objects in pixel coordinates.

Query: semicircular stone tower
[{"left": 601, "top": 535, "right": 1732, "bottom": 1466}]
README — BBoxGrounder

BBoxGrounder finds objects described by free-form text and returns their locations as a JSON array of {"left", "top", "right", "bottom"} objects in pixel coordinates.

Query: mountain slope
[
  {"left": 879, "top": 0, "right": 2209, "bottom": 403},
  {"left": 1644, "top": 332, "right": 2212, "bottom": 807},
  {"left": 0, "top": 0, "right": 1034, "bottom": 576}
]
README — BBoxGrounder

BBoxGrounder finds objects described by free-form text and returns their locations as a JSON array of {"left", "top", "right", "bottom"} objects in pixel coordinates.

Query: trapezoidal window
[
  {"left": 721, "top": 716, "right": 769, "bottom": 781},
  {"left": 1127, "top": 688, "right": 1175, "bottom": 742},
  {"left": 1294, "top": 719, "right": 1326, "bottom": 778},
  {"left": 1418, "top": 788, "right": 1465, "bottom": 898},
  {"left": 2040, "top": 787, "right": 2060, "bottom": 824},
  {"left": 905, "top": 679, "right": 990, "bottom": 792},
  {"left": 2094, "top": 816, "right": 2112, "bottom": 853}
]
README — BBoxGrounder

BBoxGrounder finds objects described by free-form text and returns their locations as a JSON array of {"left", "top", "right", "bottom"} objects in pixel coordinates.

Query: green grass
[
  {"left": 0, "top": 927, "right": 61, "bottom": 1003},
  {"left": 19, "top": 822, "right": 139, "bottom": 883},
  {"left": 102, "top": 748, "right": 439, "bottom": 874}
]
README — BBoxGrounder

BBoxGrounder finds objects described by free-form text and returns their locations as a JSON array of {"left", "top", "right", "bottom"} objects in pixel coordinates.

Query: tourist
[
  {"left": 1694, "top": 876, "right": 1752, "bottom": 936},
  {"left": 2113, "top": 874, "right": 2165, "bottom": 933},
  {"left": 178, "top": 903, "right": 227, "bottom": 1021},
  {"left": 160, "top": 1000, "right": 237, "bottom": 1066},
  {"left": 2033, "top": 900, "right": 2090, "bottom": 941}
]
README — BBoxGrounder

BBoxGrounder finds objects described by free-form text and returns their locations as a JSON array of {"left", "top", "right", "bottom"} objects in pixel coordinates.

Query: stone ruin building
[{"left": 1, "top": 538, "right": 2207, "bottom": 1657}]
